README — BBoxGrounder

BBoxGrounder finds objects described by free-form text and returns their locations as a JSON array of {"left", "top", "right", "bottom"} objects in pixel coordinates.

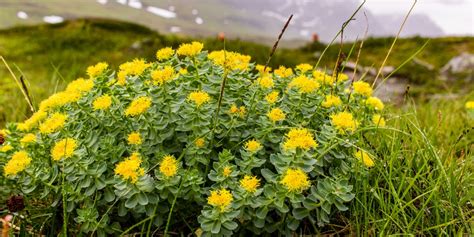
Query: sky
[{"left": 363, "top": 0, "right": 474, "bottom": 35}]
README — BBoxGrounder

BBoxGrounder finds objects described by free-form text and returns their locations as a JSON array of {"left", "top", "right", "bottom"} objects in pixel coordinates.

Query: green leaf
[
  {"left": 292, "top": 207, "right": 309, "bottom": 220},
  {"left": 125, "top": 194, "right": 138, "bottom": 209},
  {"left": 222, "top": 221, "right": 238, "bottom": 231},
  {"left": 256, "top": 206, "right": 268, "bottom": 219},
  {"left": 137, "top": 192, "right": 149, "bottom": 205},
  {"left": 211, "top": 220, "right": 221, "bottom": 234}
]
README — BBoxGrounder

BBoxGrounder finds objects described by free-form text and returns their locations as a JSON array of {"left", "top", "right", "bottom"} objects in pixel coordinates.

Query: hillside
[
  {"left": 0, "top": 19, "right": 473, "bottom": 127},
  {"left": 1, "top": 0, "right": 445, "bottom": 43}
]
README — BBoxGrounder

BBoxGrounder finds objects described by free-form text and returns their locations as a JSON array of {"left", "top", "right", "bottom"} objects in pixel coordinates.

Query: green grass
[{"left": 346, "top": 96, "right": 474, "bottom": 235}]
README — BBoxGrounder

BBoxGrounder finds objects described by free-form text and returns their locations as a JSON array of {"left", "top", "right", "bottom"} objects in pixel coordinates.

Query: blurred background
[{"left": 0, "top": 0, "right": 473, "bottom": 126}]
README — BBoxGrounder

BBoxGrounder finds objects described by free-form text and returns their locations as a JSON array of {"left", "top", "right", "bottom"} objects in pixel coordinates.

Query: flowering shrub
[{"left": 0, "top": 42, "right": 387, "bottom": 236}]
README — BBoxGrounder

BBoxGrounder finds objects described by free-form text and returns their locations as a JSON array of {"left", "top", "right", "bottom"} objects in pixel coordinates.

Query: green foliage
[{"left": 0, "top": 43, "right": 385, "bottom": 235}]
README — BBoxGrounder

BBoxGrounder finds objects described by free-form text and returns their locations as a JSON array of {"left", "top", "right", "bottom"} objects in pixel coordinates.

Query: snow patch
[
  {"left": 128, "top": 0, "right": 142, "bottom": 9},
  {"left": 17, "top": 11, "right": 28, "bottom": 19},
  {"left": 147, "top": 6, "right": 177, "bottom": 18},
  {"left": 97, "top": 0, "right": 107, "bottom": 5},
  {"left": 43, "top": 15, "right": 64, "bottom": 24},
  {"left": 170, "top": 26, "right": 181, "bottom": 33},
  {"left": 195, "top": 17, "right": 203, "bottom": 25}
]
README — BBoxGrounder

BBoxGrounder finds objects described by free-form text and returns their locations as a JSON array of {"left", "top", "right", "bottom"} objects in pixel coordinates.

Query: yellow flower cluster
[
  {"left": 313, "top": 70, "right": 334, "bottom": 85},
  {"left": 283, "top": 128, "right": 317, "bottom": 151},
  {"left": 177, "top": 41, "right": 203, "bottom": 57},
  {"left": 114, "top": 153, "right": 145, "bottom": 183},
  {"left": 39, "top": 113, "right": 67, "bottom": 134},
  {"left": 280, "top": 168, "right": 310, "bottom": 192},
  {"left": 372, "top": 114, "right": 386, "bottom": 127},
  {"left": 355, "top": 150, "right": 375, "bottom": 167},
  {"left": 366, "top": 97, "right": 384, "bottom": 110},
  {"left": 20, "top": 133, "right": 36, "bottom": 145},
  {"left": 257, "top": 76, "right": 274, "bottom": 89},
  {"left": 66, "top": 78, "right": 95, "bottom": 93},
  {"left": 240, "top": 175, "right": 260, "bottom": 193},
  {"left": 17, "top": 110, "right": 47, "bottom": 131},
  {"left": 265, "top": 91, "right": 279, "bottom": 104},
  {"left": 117, "top": 59, "right": 151, "bottom": 85},
  {"left": 229, "top": 104, "right": 246, "bottom": 118},
  {"left": 222, "top": 166, "right": 232, "bottom": 177},
  {"left": 322, "top": 95, "right": 342, "bottom": 108},
  {"left": 159, "top": 155, "right": 178, "bottom": 177},
  {"left": 288, "top": 75, "right": 320, "bottom": 93},
  {"left": 465, "top": 101, "right": 474, "bottom": 109},
  {"left": 87, "top": 62, "right": 108, "bottom": 78},
  {"left": 331, "top": 111, "right": 358, "bottom": 133},
  {"left": 245, "top": 139, "right": 262, "bottom": 153},
  {"left": 255, "top": 65, "right": 272, "bottom": 75},
  {"left": 207, "top": 188, "right": 233, "bottom": 211},
  {"left": 267, "top": 108, "right": 286, "bottom": 123},
  {"left": 92, "top": 95, "right": 112, "bottom": 110},
  {"left": 208, "top": 50, "right": 251, "bottom": 71},
  {"left": 188, "top": 91, "right": 210, "bottom": 107},
  {"left": 156, "top": 47, "right": 175, "bottom": 61},
  {"left": 125, "top": 96, "right": 152, "bottom": 116},
  {"left": 195, "top": 138, "right": 206, "bottom": 148},
  {"left": 0, "top": 145, "right": 13, "bottom": 153},
  {"left": 295, "top": 63, "right": 313, "bottom": 73},
  {"left": 127, "top": 132, "right": 142, "bottom": 145},
  {"left": 51, "top": 138, "right": 77, "bottom": 161},
  {"left": 274, "top": 66, "right": 293, "bottom": 78},
  {"left": 353, "top": 81, "right": 373, "bottom": 97},
  {"left": 4, "top": 151, "right": 32, "bottom": 176},
  {"left": 151, "top": 66, "right": 175, "bottom": 85}
]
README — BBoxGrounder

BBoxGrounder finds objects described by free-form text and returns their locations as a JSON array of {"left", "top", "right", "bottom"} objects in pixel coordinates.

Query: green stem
[{"left": 164, "top": 170, "right": 189, "bottom": 237}]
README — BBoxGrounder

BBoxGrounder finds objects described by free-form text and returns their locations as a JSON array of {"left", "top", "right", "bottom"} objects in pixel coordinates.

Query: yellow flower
[
  {"left": 51, "top": 138, "right": 77, "bottom": 161},
  {"left": 240, "top": 175, "right": 260, "bottom": 193},
  {"left": 0, "top": 145, "right": 13, "bottom": 153},
  {"left": 222, "top": 166, "right": 232, "bottom": 177},
  {"left": 331, "top": 111, "right": 358, "bottom": 133},
  {"left": 87, "top": 62, "right": 108, "bottom": 78},
  {"left": 336, "top": 73, "right": 349, "bottom": 82},
  {"left": 267, "top": 108, "right": 286, "bottom": 123},
  {"left": 322, "top": 95, "right": 342, "bottom": 108},
  {"left": 274, "top": 66, "right": 293, "bottom": 78},
  {"left": 355, "top": 150, "right": 375, "bottom": 168},
  {"left": 255, "top": 64, "right": 272, "bottom": 74},
  {"left": 4, "top": 151, "right": 32, "bottom": 176},
  {"left": 465, "top": 101, "right": 474, "bottom": 109},
  {"left": 93, "top": 95, "right": 112, "bottom": 110},
  {"left": 265, "top": 91, "right": 279, "bottom": 104},
  {"left": 283, "top": 128, "right": 317, "bottom": 151},
  {"left": 159, "top": 155, "right": 178, "bottom": 177},
  {"left": 208, "top": 50, "right": 251, "bottom": 71},
  {"left": 195, "top": 138, "right": 205, "bottom": 148},
  {"left": 17, "top": 110, "right": 47, "bottom": 131},
  {"left": 114, "top": 153, "right": 144, "bottom": 183},
  {"left": 125, "top": 96, "right": 152, "bottom": 116},
  {"left": 207, "top": 188, "right": 233, "bottom": 211},
  {"left": 151, "top": 66, "right": 175, "bottom": 85},
  {"left": 0, "top": 129, "right": 7, "bottom": 138},
  {"left": 127, "top": 132, "right": 142, "bottom": 145},
  {"left": 39, "top": 91, "right": 81, "bottom": 111},
  {"left": 179, "top": 68, "right": 188, "bottom": 75},
  {"left": 280, "top": 168, "right": 310, "bottom": 192},
  {"left": 20, "top": 133, "right": 36, "bottom": 145},
  {"left": 353, "top": 81, "right": 373, "bottom": 97},
  {"left": 66, "top": 78, "right": 94, "bottom": 93},
  {"left": 228, "top": 104, "right": 246, "bottom": 117},
  {"left": 372, "top": 114, "right": 386, "bottom": 127},
  {"left": 295, "top": 63, "right": 313, "bottom": 73},
  {"left": 156, "top": 47, "right": 175, "bottom": 61},
  {"left": 366, "top": 97, "right": 384, "bottom": 110},
  {"left": 39, "top": 113, "right": 67, "bottom": 134},
  {"left": 313, "top": 70, "right": 334, "bottom": 85},
  {"left": 116, "top": 59, "right": 152, "bottom": 85},
  {"left": 188, "top": 91, "right": 210, "bottom": 107},
  {"left": 288, "top": 75, "right": 320, "bottom": 93},
  {"left": 245, "top": 139, "right": 262, "bottom": 153},
  {"left": 257, "top": 76, "right": 274, "bottom": 89},
  {"left": 177, "top": 41, "right": 203, "bottom": 57}
]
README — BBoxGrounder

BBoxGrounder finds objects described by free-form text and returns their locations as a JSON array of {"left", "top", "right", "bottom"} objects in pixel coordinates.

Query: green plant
[{"left": 0, "top": 42, "right": 389, "bottom": 235}]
